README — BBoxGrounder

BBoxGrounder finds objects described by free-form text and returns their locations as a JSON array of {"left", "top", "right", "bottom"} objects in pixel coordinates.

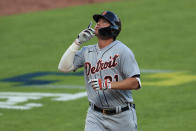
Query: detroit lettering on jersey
[{"left": 85, "top": 54, "right": 119, "bottom": 75}]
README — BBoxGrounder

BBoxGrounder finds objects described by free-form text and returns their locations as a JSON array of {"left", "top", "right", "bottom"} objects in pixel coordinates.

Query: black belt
[{"left": 89, "top": 103, "right": 135, "bottom": 115}]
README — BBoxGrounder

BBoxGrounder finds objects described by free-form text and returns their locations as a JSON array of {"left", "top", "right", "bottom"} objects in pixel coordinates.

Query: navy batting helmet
[{"left": 93, "top": 11, "right": 121, "bottom": 40}]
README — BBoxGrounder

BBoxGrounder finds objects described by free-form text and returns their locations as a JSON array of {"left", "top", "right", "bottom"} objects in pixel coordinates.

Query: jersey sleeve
[
  {"left": 120, "top": 47, "right": 141, "bottom": 88},
  {"left": 73, "top": 46, "right": 86, "bottom": 70}
]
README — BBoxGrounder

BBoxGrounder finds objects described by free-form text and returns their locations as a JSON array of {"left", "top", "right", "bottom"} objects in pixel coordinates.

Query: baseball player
[{"left": 58, "top": 11, "right": 141, "bottom": 131}]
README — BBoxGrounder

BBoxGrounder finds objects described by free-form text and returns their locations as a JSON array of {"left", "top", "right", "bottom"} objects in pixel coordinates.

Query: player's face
[{"left": 94, "top": 18, "right": 111, "bottom": 36}]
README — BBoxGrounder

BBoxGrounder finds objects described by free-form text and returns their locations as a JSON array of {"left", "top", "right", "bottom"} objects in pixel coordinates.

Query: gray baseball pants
[{"left": 84, "top": 106, "right": 138, "bottom": 131}]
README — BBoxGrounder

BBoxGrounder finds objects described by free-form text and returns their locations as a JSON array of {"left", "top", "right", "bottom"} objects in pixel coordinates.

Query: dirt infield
[{"left": 0, "top": 0, "right": 118, "bottom": 16}]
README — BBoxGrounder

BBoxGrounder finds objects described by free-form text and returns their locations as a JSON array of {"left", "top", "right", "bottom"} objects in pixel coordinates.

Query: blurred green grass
[{"left": 0, "top": 0, "right": 196, "bottom": 130}]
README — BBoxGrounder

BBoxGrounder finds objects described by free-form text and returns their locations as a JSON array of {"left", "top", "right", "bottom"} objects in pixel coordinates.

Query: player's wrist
[
  {"left": 74, "top": 39, "right": 81, "bottom": 45},
  {"left": 69, "top": 41, "right": 80, "bottom": 52},
  {"left": 110, "top": 82, "right": 119, "bottom": 90}
]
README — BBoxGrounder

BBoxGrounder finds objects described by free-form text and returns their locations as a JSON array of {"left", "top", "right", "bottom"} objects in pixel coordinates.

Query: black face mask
[{"left": 98, "top": 26, "right": 118, "bottom": 40}]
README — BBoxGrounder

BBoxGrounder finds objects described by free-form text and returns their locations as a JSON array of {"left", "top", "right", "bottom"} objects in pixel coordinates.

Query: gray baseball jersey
[{"left": 73, "top": 40, "right": 141, "bottom": 108}]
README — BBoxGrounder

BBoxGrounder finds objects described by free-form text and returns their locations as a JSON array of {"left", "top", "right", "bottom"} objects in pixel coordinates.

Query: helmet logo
[{"left": 102, "top": 11, "right": 107, "bottom": 15}]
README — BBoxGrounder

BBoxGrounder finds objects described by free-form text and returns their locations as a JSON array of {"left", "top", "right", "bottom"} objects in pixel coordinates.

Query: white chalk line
[{"left": 0, "top": 92, "right": 87, "bottom": 110}]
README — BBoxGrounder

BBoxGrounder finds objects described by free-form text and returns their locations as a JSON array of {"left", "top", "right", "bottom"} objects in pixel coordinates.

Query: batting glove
[
  {"left": 88, "top": 79, "right": 111, "bottom": 91},
  {"left": 76, "top": 21, "right": 95, "bottom": 44}
]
